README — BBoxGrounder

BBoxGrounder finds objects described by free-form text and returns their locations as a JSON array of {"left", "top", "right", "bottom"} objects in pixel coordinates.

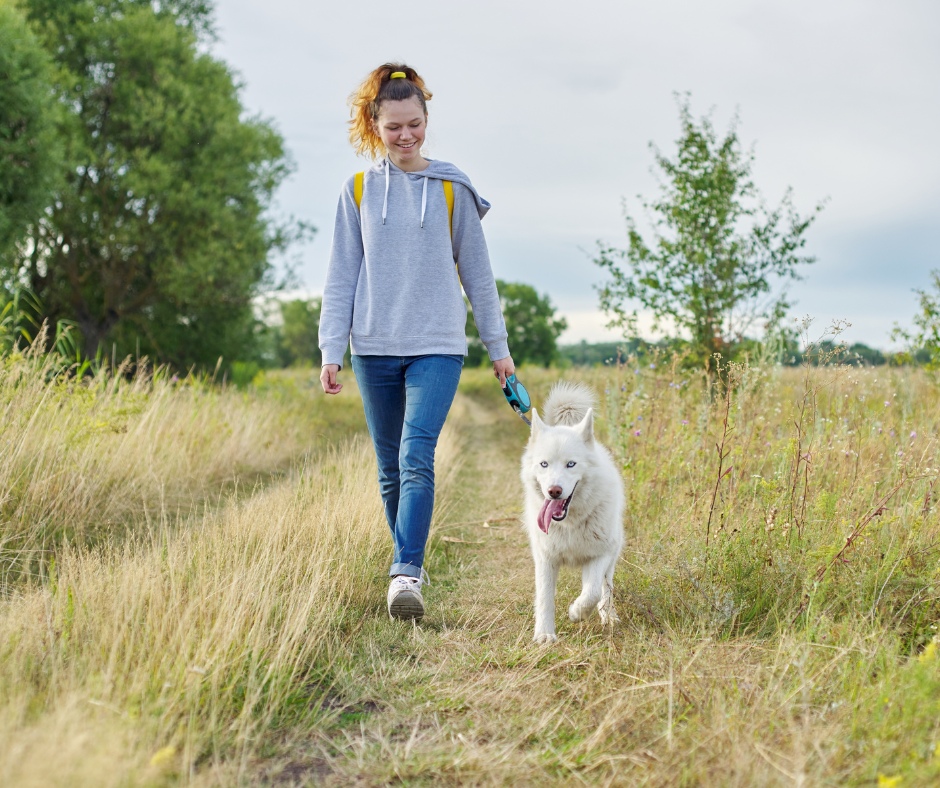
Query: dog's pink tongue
[{"left": 538, "top": 498, "right": 566, "bottom": 533}]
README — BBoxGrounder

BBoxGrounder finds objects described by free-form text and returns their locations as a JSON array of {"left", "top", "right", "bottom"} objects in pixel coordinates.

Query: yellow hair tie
[{"left": 390, "top": 72, "right": 407, "bottom": 79}]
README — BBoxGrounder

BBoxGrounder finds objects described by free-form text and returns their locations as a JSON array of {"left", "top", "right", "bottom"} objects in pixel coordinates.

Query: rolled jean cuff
[{"left": 390, "top": 562, "right": 422, "bottom": 579}]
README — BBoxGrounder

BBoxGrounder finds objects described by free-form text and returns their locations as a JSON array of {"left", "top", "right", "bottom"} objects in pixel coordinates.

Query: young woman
[{"left": 318, "top": 64, "right": 514, "bottom": 621}]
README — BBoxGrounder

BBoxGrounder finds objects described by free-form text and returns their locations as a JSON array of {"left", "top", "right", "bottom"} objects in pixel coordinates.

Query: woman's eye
[
  {"left": 540, "top": 461, "right": 548, "bottom": 468},
  {"left": 567, "top": 461, "right": 576, "bottom": 468}
]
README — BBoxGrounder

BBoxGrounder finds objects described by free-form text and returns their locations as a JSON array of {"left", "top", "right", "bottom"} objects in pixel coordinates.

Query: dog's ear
[
  {"left": 529, "top": 408, "right": 543, "bottom": 440},
  {"left": 576, "top": 408, "right": 594, "bottom": 447}
]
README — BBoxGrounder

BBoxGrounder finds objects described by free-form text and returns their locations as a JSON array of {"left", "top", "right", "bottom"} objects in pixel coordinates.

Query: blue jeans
[{"left": 351, "top": 354, "right": 464, "bottom": 579}]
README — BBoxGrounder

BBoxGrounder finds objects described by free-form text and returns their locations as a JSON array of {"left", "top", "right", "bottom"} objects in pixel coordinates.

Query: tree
[
  {"left": 594, "top": 96, "right": 823, "bottom": 367},
  {"left": 15, "top": 0, "right": 306, "bottom": 367},
  {"left": 0, "top": 3, "right": 59, "bottom": 265},
  {"left": 892, "top": 269, "right": 940, "bottom": 370},
  {"left": 276, "top": 298, "right": 321, "bottom": 368},
  {"left": 465, "top": 279, "right": 567, "bottom": 366}
]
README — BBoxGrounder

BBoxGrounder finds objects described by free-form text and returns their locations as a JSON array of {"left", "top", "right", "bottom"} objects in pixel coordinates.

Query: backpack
[{"left": 353, "top": 171, "right": 455, "bottom": 239}]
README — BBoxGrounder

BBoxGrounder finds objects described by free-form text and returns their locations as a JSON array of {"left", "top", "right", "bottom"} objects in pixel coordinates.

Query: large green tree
[
  {"left": 466, "top": 279, "right": 567, "bottom": 367},
  {"left": 594, "top": 96, "right": 823, "bottom": 366},
  {"left": 16, "top": 0, "right": 302, "bottom": 366},
  {"left": 0, "top": 2, "right": 59, "bottom": 265}
]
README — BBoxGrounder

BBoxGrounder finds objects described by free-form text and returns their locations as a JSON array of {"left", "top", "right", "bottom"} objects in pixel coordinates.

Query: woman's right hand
[{"left": 320, "top": 364, "right": 343, "bottom": 394}]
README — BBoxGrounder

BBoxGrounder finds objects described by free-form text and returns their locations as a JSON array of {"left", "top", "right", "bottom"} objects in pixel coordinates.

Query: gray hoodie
[{"left": 318, "top": 158, "right": 510, "bottom": 368}]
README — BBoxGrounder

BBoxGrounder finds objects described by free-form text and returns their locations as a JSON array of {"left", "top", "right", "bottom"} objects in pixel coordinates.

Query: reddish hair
[{"left": 348, "top": 63, "right": 432, "bottom": 160}]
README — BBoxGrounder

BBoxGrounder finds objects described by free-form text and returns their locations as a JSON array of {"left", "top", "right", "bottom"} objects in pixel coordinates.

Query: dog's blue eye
[
  {"left": 567, "top": 461, "right": 576, "bottom": 468},
  {"left": 540, "top": 461, "right": 548, "bottom": 468}
]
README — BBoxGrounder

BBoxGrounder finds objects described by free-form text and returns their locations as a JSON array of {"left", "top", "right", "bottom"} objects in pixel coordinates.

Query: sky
[{"left": 211, "top": 0, "right": 940, "bottom": 348}]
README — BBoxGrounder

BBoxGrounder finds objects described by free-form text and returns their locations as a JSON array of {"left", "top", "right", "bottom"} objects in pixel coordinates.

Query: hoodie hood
[{"left": 371, "top": 158, "right": 491, "bottom": 220}]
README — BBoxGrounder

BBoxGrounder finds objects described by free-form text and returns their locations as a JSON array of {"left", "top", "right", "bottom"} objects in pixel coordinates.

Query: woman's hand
[
  {"left": 320, "top": 364, "right": 343, "bottom": 394},
  {"left": 492, "top": 356, "right": 515, "bottom": 388}
]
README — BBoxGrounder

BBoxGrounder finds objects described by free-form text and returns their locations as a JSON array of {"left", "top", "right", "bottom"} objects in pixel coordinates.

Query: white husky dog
[{"left": 520, "top": 382, "right": 625, "bottom": 643}]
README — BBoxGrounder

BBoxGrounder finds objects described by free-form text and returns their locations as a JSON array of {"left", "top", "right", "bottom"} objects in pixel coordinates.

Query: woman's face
[{"left": 374, "top": 97, "right": 427, "bottom": 168}]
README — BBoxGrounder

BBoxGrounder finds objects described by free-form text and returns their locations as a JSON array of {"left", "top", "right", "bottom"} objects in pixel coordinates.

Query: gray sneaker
[{"left": 387, "top": 571, "right": 429, "bottom": 621}]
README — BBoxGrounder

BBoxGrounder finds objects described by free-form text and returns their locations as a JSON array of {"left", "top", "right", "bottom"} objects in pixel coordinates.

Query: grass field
[{"left": 1, "top": 346, "right": 939, "bottom": 786}]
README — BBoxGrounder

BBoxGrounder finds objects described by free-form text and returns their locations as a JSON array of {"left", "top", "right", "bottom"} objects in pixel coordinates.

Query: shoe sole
[{"left": 388, "top": 590, "right": 425, "bottom": 621}]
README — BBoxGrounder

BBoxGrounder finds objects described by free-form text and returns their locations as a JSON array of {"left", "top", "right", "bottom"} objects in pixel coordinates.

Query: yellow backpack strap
[
  {"left": 443, "top": 180, "right": 454, "bottom": 239},
  {"left": 353, "top": 171, "right": 364, "bottom": 209}
]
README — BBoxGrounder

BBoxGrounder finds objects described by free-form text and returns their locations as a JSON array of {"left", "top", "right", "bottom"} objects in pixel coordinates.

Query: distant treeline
[
  {"left": 559, "top": 341, "right": 643, "bottom": 367},
  {"left": 557, "top": 339, "right": 926, "bottom": 368}
]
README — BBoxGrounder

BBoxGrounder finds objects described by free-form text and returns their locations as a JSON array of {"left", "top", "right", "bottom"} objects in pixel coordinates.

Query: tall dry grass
[
  {"left": 6, "top": 332, "right": 940, "bottom": 786},
  {"left": 0, "top": 347, "right": 363, "bottom": 586},
  {"left": 0, "top": 436, "right": 391, "bottom": 785},
  {"left": 0, "top": 344, "right": 465, "bottom": 786}
]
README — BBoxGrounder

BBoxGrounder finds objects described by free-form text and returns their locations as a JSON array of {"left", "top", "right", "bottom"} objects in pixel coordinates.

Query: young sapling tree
[{"left": 594, "top": 96, "right": 824, "bottom": 368}]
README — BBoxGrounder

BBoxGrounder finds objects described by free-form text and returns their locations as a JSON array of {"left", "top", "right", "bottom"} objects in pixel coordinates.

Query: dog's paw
[
  {"left": 598, "top": 606, "right": 621, "bottom": 626},
  {"left": 533, "top": 632, "right": 558, "bottom": 644},
  {"left": 568, "top": 599, "right": 593, "bottom": 622}
]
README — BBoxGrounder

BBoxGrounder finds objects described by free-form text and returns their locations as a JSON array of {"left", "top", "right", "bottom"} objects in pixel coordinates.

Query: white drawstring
[
  {"left": 382, "top": 159, "right": 389, "bottom": 225},
  {"left": 381, "top": 160, "right": 431, "bottom": 229},
  {"left": 420, "top": 176, "right": 428, "bottom": 228}
]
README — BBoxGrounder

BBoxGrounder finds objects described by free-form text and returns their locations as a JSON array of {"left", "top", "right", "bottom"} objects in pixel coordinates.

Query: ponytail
[{"left": 348, "top": 63, "right": 432, "bottom": 160}]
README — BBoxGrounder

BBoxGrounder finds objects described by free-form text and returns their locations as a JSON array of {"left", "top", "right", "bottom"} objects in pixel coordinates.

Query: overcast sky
[{"left": 212, "top": 0, "right": 939, "bottom": 347}]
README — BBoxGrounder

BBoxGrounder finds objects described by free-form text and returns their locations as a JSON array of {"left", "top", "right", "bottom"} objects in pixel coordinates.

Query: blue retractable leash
[{"left": 502, "top": 373, "right": 532, "bottom": 426}]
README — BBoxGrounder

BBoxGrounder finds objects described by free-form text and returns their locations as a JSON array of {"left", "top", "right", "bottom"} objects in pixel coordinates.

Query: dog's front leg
[
  {"left": 569, "top": 556, "right": 609, "bottom": 622},
  {"left": 533, "top": 554, "right": 559, "bottom": 643}
]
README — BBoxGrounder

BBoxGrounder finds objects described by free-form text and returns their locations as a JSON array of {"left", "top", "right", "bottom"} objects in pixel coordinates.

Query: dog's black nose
[{"left": 548, "top": 486, "right": 563, "bottom": 499}]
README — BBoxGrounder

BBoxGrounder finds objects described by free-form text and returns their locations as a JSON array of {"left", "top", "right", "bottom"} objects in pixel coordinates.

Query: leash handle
[{"left": 502, "top": 373, "right": 532, "bottom": 425}]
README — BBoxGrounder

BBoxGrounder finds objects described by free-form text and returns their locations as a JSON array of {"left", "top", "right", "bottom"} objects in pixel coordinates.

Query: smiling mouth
[
  {"left": 537, "top": 482, "right": 577, "bottom": 534},
  {"left": 397, "top": 141, "right": 417, "bottom": 149}
]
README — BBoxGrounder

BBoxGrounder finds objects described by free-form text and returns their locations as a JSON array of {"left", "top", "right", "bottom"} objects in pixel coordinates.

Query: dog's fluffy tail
[{"left": 542, "top": 381, "right": 596, "bottom": 427}]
